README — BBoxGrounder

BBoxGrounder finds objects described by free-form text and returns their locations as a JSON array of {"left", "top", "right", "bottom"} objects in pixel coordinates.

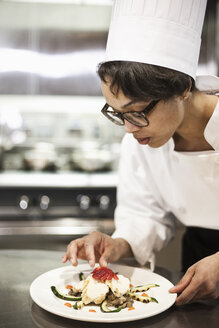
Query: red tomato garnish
[
  {"left": 107, "top": 271, "right": 114, "bottom": 280},
  {"left": 98, "top": 270, "right": 108, "bottom": 279},
  {"left": 99, "top": 272, "right": 108, "bottom": 281},
  {"left": 92, "top": 267, "right": 102, "bottom": 274},
  {"left": 113, "top": 273, "right": 119, "bottom": 280},
  {"left": 92, "top": 267, "right": 105, "bottom": 278},
  {"left": 92, "top": 267, "right": 118, "bottom": 281}
]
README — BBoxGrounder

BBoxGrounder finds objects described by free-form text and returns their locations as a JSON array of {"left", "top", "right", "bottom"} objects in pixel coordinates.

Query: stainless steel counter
[
  {"left": 0, "top": 171, "right": 118, "bottom": 188},
  {"left": 0, "top": 249, "right": 218, "bottom": 328}
]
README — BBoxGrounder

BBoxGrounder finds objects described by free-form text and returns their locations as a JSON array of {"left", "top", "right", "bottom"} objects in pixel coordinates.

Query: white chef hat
[{"left": 105, "top": 0, "right": 207, "bottom": 79}]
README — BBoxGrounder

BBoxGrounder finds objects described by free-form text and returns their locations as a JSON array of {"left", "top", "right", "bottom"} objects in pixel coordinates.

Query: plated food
[
  {"left": 51, "top": 266, "right": 159, "bottom": 313},
  {"left": 30, "top": 263, "right": 177, "bottom": 323}
]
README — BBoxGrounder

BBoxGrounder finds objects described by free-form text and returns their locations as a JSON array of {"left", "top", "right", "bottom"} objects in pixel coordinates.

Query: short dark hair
[{"left": 97, "top": 61, "right": 197, "bottom": 102}]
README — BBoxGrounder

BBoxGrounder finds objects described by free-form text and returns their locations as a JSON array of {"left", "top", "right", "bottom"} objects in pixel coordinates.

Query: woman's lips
[{"left": 135, "top": 137, "right": 151, "bottom": 145}]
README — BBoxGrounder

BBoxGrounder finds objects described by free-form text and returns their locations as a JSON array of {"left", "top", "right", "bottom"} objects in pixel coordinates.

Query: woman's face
[{"left": 101, "top": 79, "right": 186, "bottom": 148}]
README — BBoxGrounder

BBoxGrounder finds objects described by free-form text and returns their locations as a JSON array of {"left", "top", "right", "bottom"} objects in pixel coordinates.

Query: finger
[
  {"left": 99, "top": 256, "right": 108, "bottom": 267},
  {"left": 67, "top": 241, "right": 81, "bottom": 266},
  {"left": 99, "top": 238, "right": 105, "bottom": 255},
  {"left": 84, "top": 242, "right": 96, "bottom": 267},
  {"left": 175, "top": 288, "right": 197, "bottom": 306},
  {"left": 169, "top": 268, "right": 195, "bottom": 293},
  {"left": 175, "top": 275, "right": 200, "bottom": 305},
  {"left": 62, "top": 254, "right": 67, "bottom": 263},
  {"left": 99, "top": 248, "right": 112, "bottom": 267}
]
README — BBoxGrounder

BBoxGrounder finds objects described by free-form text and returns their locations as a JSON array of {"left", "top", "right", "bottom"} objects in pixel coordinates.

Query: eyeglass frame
[{"left": 101, "top": 99, "right": 160, "bottom": 127}]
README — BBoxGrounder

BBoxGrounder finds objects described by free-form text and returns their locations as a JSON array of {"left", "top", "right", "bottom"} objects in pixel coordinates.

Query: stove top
[{"left": 0, "top": 172, "right": 117, "bottom": 226}]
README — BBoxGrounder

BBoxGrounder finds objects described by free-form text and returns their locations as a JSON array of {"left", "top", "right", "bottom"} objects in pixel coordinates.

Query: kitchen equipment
[
  {"left": 0, "top": 171, "right": 117, "bottom": 238},
  {"left": 23, "top": 142, "right": 58, "bottom": 171},
  {"left": 70, "top": 141, "right": 115, "bottom": 172},
  {"left": 0, "top": 95, "right": 121, "bottom": 240}
]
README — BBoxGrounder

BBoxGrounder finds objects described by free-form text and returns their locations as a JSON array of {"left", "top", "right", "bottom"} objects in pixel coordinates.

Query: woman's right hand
[{"left": 62, "top": 231, "right": 132, "bottom": 267}]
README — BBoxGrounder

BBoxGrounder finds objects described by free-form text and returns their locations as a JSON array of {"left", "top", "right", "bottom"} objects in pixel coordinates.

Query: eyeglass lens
[
  {"left": 106, "top": 107, "right": 148, "bottom": 126},
  {"left": 123, "top": 112, "right": 148, "bottom": 126},
  {"left": 106, "top": 110, "right": 124, "bottom": 125}
]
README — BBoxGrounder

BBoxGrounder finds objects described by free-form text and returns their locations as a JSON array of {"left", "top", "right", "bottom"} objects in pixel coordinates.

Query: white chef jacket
[{"left": 112, "top": 75, "right": 219, "bottom": 268}]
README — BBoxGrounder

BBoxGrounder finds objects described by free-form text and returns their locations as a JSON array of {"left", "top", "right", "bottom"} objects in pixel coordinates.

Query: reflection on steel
[
  {"left": 0, "top": 218, "right": 115, "bottom": 235},
  {"left": 0, "top": 48, "right": 105, "bottom": 78}
]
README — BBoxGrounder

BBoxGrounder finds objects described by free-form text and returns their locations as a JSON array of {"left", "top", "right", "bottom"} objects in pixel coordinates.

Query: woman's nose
[{"left": 124, "top": 120, "right": 141, "bottom": 133}]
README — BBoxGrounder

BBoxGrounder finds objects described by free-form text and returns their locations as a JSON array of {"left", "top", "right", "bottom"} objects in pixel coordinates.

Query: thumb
[{"left": 99, "top": 249, "right": 111, "bottom": 267}]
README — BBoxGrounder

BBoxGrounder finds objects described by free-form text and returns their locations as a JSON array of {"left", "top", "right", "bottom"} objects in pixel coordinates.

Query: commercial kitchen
[{"left": 0, "top": 1, "right": 219, "bottom": 327}]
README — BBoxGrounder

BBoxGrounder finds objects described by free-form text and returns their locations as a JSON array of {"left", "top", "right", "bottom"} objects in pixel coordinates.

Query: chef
[{"left": 63, "top": 0, "right": 219, "bottom": 305}]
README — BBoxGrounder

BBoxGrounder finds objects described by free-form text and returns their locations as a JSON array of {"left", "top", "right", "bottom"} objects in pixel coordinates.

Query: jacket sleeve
[{"left": 112, "top": 134, "right": 176, "bottom": 269}]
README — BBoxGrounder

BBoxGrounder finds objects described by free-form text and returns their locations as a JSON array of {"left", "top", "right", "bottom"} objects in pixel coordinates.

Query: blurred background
[{"left": 0, "top": 0, "right": 218, "bottom": 270}]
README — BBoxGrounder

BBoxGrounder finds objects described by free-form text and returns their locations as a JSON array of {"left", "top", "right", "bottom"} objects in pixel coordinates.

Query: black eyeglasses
[{"left": 101, "top": 99, "right": 160, "bottom": 127}]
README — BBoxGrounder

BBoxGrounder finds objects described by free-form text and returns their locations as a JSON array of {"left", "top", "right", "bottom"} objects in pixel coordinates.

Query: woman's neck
[{"left": 173, "top": 92, "right": 218, "bottom": 152}]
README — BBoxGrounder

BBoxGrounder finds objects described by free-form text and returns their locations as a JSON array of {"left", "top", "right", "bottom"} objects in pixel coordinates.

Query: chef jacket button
[
  {"left": 179, "top": 207, "right": 186, "bottom": 214},
  {"left": 172, "top": 155, "right": 179, "bottom": 162}
]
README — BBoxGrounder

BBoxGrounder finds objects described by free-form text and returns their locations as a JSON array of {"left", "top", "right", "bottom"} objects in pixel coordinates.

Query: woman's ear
[
  {"left": 182, "top": 89, "right": 190, "bottom": 100},
  {"left": 181, "top": 79, "right": 192, "bottom": 100}
]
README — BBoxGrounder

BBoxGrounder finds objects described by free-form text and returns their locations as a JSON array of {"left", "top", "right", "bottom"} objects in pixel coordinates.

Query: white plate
[{"left": 30, "top": 264, "right": 177, "bottom": 323}]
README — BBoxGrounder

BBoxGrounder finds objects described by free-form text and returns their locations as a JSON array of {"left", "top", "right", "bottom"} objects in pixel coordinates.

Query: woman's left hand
[{"left": 169, "top": 252, "right": 219, "bottom": 305}]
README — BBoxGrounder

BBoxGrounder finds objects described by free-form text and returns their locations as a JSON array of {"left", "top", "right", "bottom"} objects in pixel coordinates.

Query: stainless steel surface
[
  {"left": 0, "top": 218, "right": 114, "bottom": 236},
  {"left": 0, "top": 1, "right": 217, "bottom": 97},
  {"left": 0, "top": 171, "right": 118, "bottom": 187},
  {"left": 0, "top": 249, "right": 218, "bottom": 328},
  {"left": 0, "top": 2, "right": 111, "bottom": 96},
  {"left": 197, "top": 0, "right": 218, "bottom": 75}
]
